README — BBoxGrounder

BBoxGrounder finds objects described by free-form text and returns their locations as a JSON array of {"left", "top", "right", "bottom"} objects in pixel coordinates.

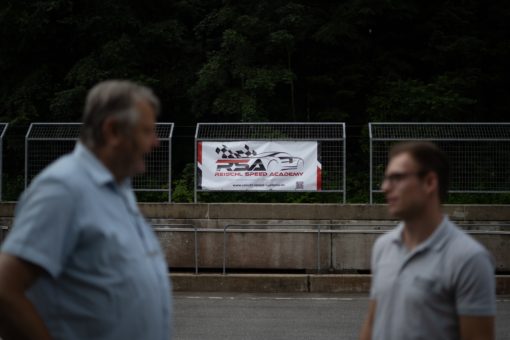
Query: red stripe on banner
[
  {"left": 216, "top": 159, "right": 249, "bottom": 163},
  {"left": 198, "top": 142, "right": 202, "bottom": 165},
  {"left": 317, "top": 165, "right": 322, "bottom": 191}
]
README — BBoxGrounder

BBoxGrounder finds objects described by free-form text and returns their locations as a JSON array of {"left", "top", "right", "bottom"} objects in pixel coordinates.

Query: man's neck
[
  {"left": 402, "top": 207, "right": 444, "bottom": 251},
  {"left": 89, "top": 145, "right": 127, "bottom": 184}
]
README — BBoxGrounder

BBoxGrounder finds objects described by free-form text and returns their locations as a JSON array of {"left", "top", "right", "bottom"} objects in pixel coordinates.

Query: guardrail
[
  {"left": 2, "top": 223, "right": 509, "bottom": 274},
  {"left": 221, "top": 223, "right": 510, "bottom": 275}
]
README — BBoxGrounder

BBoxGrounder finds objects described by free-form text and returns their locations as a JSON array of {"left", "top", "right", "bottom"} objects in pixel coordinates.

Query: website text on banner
[{"left": 198, "top": 141, "right": 321, "bottom": 191}]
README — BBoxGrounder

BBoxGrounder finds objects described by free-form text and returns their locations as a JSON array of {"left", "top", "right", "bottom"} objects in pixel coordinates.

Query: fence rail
[
  {"left": 369, "top": 122, "right": 510, "bottom": 203},
  {"left": 0, "top": 121, "right": 507, "bottom": 203}
]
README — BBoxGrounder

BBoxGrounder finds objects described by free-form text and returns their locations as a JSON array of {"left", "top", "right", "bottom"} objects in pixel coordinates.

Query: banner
[{"left": 198, "top": 141, "right": 321, "bottom": 191}]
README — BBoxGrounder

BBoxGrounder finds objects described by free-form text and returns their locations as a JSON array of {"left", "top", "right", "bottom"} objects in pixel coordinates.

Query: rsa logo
[
  {"left": 214, "top": 145, "right": 304, "bottom": 172},
  {"left": 216, "top": 159, "right": 266, "bottom": 172}
]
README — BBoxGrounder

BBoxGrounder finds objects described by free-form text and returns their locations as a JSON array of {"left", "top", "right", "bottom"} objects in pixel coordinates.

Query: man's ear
[
  {"left": 423, "top": 171, "right": 439, "bottom": 197},
  {"left": 102, "top": 116, "right": 122, "bottom": 147}
]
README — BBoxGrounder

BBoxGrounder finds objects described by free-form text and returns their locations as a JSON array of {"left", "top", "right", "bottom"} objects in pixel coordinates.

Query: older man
[
  {"left": 360, "top": 142, "right": 495, "bottom": 340},
  {"left": 0, "top": 80, "right": 172, "bottom": 339}
]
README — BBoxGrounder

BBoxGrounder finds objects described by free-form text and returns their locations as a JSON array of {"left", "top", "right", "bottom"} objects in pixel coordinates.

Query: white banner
[{"left": 198, "top": 141, "right": 321, "bottom": 191}]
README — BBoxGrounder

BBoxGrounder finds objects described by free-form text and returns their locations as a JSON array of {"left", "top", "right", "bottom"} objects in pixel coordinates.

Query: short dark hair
[{"left": 389, "top": 141, "right": 450, "bottom": 203}]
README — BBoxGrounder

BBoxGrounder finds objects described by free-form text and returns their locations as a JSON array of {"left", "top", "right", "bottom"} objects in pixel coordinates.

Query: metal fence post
[
  {"left": 0, "top": 123, "right": 8, "bottom": 200},
  {"left": 368, "top": 123, "right": 373, "bottom": 204}
]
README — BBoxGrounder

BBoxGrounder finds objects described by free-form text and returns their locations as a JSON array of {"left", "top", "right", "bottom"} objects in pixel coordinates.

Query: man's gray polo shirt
[
  {"left": 1, "top": 143, "right": 172, "bottom": 340},
  {"left": 370, "top": 216, "right": 495, "bottom": 340}
]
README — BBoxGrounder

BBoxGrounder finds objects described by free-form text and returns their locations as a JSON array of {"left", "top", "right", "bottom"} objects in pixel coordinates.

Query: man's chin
[
  {"left": 387, "top": 206, "right": 402, "bottom": 219},
  {"left": 131, "top": 162, "right": 146, "bottom": 177}
]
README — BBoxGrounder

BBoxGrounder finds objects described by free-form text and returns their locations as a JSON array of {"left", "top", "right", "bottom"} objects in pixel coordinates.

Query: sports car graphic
[
  {"left": 255, "top": 152, "right": 304, "bottom": 172},
  {"left": 215, "top": 145, "right": 305, "bottom": 172}
]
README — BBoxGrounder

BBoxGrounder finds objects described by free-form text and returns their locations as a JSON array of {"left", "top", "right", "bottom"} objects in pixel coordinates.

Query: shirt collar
[
  {"left": 390, "top": 223, "right": 405, "bottom": 244},
  {"left": 73, "top": 142, "right": 116, "bottom": 186},
  {"left": 74, "top": 143, "right": 139, "bottom": 213},
  {"left": 391, "top": 215, "right": 451, "bottom": 252}
]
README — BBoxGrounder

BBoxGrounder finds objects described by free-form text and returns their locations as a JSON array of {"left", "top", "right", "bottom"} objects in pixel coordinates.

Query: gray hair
[{"left": 80, "top": 80, "right": 160, "bottom": 148}]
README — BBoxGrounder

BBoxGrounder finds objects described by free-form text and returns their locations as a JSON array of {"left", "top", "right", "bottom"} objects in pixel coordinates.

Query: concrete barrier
[
  {"left": 469, "top": 232, "right": 510, "bottom": 272},
  {"left": 331, "top": 232, "right": 380, "bottom": 271},
  {"left": 170, "top": 273, "right": 510, "bottom": 294},
  {"left": 1, "top": 203, "right": 509, "bottom": 273},
  {"left": 159, "top": 228, "right": 510, "bottom": 273},
  {"left": 171, "top": 273, "right": 309, "bottom": 293}
]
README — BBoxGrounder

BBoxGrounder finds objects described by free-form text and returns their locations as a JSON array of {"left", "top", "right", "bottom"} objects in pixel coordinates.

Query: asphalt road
[{"left": 173, "top": 292, "right": 510, "bottom": 340}]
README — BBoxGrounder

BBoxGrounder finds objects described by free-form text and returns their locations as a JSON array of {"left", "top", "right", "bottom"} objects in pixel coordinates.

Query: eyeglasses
[{"left": 380, "top": 171, "right": 427, "bottom": 187}]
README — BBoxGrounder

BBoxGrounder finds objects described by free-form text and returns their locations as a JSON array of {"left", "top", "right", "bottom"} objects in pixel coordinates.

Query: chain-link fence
[
  {"left": 0, "top": 123, "right": 8, "bottom": 201},
  {"left": 25, "top": 122, "right": 174, "bottom": 200},
  {"left": 195, "top": 123, "right": 346, "bottom": 202},
  {"left": 369, "top": 122, "right": 510, "bottom": 203}
]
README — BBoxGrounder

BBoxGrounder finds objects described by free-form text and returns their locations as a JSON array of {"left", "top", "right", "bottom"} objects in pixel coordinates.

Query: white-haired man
[{"left": 0, "top": 80, "right": 172, "bottom": 339}]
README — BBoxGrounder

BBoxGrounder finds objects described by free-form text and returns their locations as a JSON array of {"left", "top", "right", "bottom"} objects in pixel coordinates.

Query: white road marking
[
  {"left": 176, "top": 295, "right": 510, "bottom": 302},
  {"left": 177, "top": 295, "right": 359, "bottom": 301}
]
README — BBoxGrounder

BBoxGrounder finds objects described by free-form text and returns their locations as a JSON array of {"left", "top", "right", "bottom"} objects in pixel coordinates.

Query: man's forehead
[
  {"left": 386, "top": 152, "right": 419, "bottom": 172},
  {"left": 136, "top": 100, "right": 155, "bottom": 114},
  {"left": 135, "top": 100, "right": 157, "bottom": 123}
]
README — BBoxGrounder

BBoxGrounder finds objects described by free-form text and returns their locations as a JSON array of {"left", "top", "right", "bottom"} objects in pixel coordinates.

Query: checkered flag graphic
[{"left": 215, "top": 144, "right": 257, "bottom": 158}]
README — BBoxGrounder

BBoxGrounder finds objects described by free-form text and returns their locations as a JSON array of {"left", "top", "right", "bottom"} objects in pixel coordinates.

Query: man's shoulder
[
  {"left": 445, "top": 220, "right": 491, "bottom": 262},
  {"left": 32, "top": 152, "right": 89, "bottom": 191},
  {"left": 372, "top": 224, "right": 401, "bottom": 254},
  {"left": 376, "top": 225, "right": 400, "bottom": 245}
]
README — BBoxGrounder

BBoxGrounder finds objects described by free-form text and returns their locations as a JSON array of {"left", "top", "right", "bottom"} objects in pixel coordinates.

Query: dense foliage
[{"left": 1, "top": 1, "right": 509, "bottom": 202}]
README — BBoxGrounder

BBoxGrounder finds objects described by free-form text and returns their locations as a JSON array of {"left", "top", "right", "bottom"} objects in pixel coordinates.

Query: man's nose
[
  {"left": 152, "top": 132, "right": 160, "bottom": 148},
  {"left": 381, "top": 179, "right": 390, "bottom": 193}
]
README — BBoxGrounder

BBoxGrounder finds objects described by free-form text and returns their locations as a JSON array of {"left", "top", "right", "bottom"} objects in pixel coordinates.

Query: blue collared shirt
[{"left": 1, "top": 143, "right": 172, "bottom": 340}]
